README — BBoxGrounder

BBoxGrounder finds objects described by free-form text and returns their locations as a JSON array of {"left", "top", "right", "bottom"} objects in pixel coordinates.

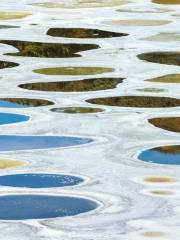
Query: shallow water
[
  {"left": 0, "top": 195, "right": 97, "bottom": 220},
  {"left": 139, "top": 145, "right": 180, "bottom": 165},
  {"left": 0, "top": 135, "right": 92, "bottom": 152},
  {"left": 51, "top": 107, "right": 104, "bottom": 114},
  {"left": 0, "top": 159, "right": 24, "bottom": 169},
  {"left": 0, "top": 112, "right": 29, "bottom": 125},
  {"left": 0, "top": 174, "right": 83, "bottom": 188},
  {"left": 0, "top": 40, "right": 99, "bottom": 58},
  {"left": 149, "top": 117, "right": 180, "bottom": 132},
  {"left": 0, "top": 60, "right": 19, "bottom": 69},
  {"left": 146, "top": 74, "right": 180, "bottom": 83},
  {"left": 19, "top": 78, "right": 123, "bottom": 92}
]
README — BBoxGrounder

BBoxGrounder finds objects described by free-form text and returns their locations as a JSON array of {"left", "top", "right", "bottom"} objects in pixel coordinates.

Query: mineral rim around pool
[
  {"left": 0, "top": 12, "right": 31, "bottom": 20},
  {"left": 149, "top": 117, "right": 180, "bottom": 132},
  {"left": 86, "top": 96, "right": 180, "bottom": 108},
  {"left": 30, "top": 0, "right": 129, "bottom": 8},
  {"left": 34, "top": 67, "right": 114, "bottom": 76},
  {"left": 0, "top": 40, "right": 99, "bottom": 58},
  {"left": 0, "top": 194, "right": 98, "bottom": 220},
  {"left": 152, "top": 0, "right": 180, "bottom": 4},
  {"left": 0, "top": 60, "right": 19, "bottom": 69},
  {"left": 0, "top": 98, "right": 54, "bottom": 108},
  {"left": 138, "top": 52, "right": 180, "bottom": 66},
  {"left": 51, "top": 107, "right": 104, "bottom": 114},
  {"left": 139, "top": 145, "right": 180, "bottom": 165},
  {"left": 47, "top": 28, "right": 128, "bottom": 38},
  {"left": 0, "top": 159, "right": 24, "bottom": 169},
  {"left": 0, "top": 135, "right": 92, "bottom": 152},
  {"left": 19, "top": 78, "right": 123, "bottom": 92},
  {"left": 0, "top": 112, "right": 29, "bottom": 125},
  {"left": 146, "top": 74, "right": 180, "bottom": 83},
  {"left": 104, "top": 19, "right": 171, "bottom": 26},
  {"left": 0, "top": 173, "right": 84, "bottom": 188}
]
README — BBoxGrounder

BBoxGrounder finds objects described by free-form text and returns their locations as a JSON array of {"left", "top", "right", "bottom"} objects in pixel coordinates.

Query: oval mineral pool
[
  {"left": 146, "top": 74, "right": 180, "bottom": 84},
  {"left": 86, "top": 96, "right": 180, "bottom": 108},
  {"left": 0, "top": 60, "right": 19, "bottom": 69},
  {"left": 19, "top": 77, "right": 123, "bottom": 92},
  {"left": 0, "top": 135, "right": 92, "bottom": 152},
  {"left": 0, "top": 174, "right": 83, "bottom": 188},
  {"left": 0, "top": 112, "right": 29, "bottom": 125},
  {"left": 0, "top": 12, "right": 31, "bottom": 20},
  {"left": 139, "top": 145, "right": 180, "bottom": 165},
  {"left": 149, "top": 117, "right": 180, "bottom": 133},
  {"left": 0, "top": 159, "right": 24, "bottom": 169},
  {"left": 0, "top": 98, "right": 54, "bottom": 108},
  {"left": 0, "top": 40, "right": 99, "bottom": 58},
  {"left": 51, "top": 107, "right": 104, "bottom": 114},
  {"left": 0, "top": 194, "right": 98, "bottom": 220},
  {"left": 152, "top": 0, "right": 180, "bottom": 4}
]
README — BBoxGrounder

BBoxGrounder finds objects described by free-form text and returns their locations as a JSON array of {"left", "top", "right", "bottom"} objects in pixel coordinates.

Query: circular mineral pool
[
  {"left": 139, "top": 145, "right": 180, "bottom": 165},
  {"left": 0, "top": 173, "right": 83, "bottom": 188},
  {"left": 0, "top": 194, "right": 98, "bottom": 220}
]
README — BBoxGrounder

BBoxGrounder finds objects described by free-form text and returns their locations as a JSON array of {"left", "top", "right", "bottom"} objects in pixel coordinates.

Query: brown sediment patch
[
  {"left": 0, "top": 159, "right": 24, "bottom": 169},
  {"left": 146, "top": 74, "right": 180, "bottom": 84},
  {"left": 117, "top": 8, "right": 172, "bottom": 13},
  {"left": 0, "top": 40, "right": 99, "bottom": 58},
  {"left": 0, "top": 60, "right": 19, "bottom": 69},
  {"left": 142, "top": 231, "right": 165, "bottom": 237},
  {"left": 104, "top": 19, "right": 171, "bottom": 26},
  {"left": 143, "top": 33, "right": 180, "bottom": 42},
  {"left": 0, "top": 25, "right": 19, "bottom": 29},
  {"left": 152, "top": 0, "right": 180, "bottom": 4},
  {"left": 47, "top": 28, "right": 128, "bottom": 39},
  {"left": 51, "top": 107, "right": 104, "bottom": 114},
  {"left": 149, "top": 117, "right": 180, "bottom": 133},
  {"left": 136, "top": 88, "right": 165, "bottom": 93},
  {"left": 30, "top": 0, "right": 129, "bottom": 8},
  {"left": 0, "top": 12, "right": 31, "bottom": 20},
  {"left": 149, "top": 190, "right": 174, "bottom": 195},
  {"left": 34, "top": 67, "right": 114, "bottom": 76},
  {"left": 86, "top": 96, "right": 180, "bottom": 108},
  {"left": 144, "top": 176, "right": 176, "bottom": 183},
  {"left": 19, "top": 78, "right": 123, "bottom": 92},
  {"left": 138, "top": 52, "right": 180, "bottom": 66}
]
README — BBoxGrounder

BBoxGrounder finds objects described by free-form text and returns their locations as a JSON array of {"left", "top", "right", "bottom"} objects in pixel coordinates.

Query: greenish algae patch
[
  {"left": 0, "top": 159, "right": 24, "bottom": 169},
  {"left": 149, "top": 189, "right": 174, "bottom": 195},
  {"left": 143, "top": 33, "right": 180, "bottom": 42},
  {"left": 136, "top": 88, "right": 165, "bottom": 93},
  {"left": 47, "top": 28, "right": 128, "bottom": 39},
  {"left": 19, "top": 77, "right": 123, "bottom": 92},
  {"left": 117, "top": 8, "right": 172, "bottom": 13},
  {"left": 0, "top": 40, "right": 99, "bottom": 58},
  {"left": 0, "top": 25, "right": 19, "bottom": 29},
  {"left": 51, "top": 107, "right": 104, "bottom": 114},
  {"left": 0, "top": 60, "right": 19, "bottom": 69},
  {"left": 144, "top": 176, "right": 176, "bottom": 183},
  {"left": 34, "top": 67, "right": 114, "bottom": 76},
  {"left": 30, "top": 0, "right": 129, "bottom": 8},
  {"left": 146, "top": 74, "right": 180, "bottom": 83},
  {"left": 149, "top": 117, "right": 180, "bottom": 133},
  {"left": 87, "top": 96, "right": 180, "bottom": 108},
  {"left": 0, "top": 12, "right": 31, "bottom": 20},
  {"left": 138, "top": 52, "right": 180, "bottom": 66},
  {"left": 142, "top": 231, "right": 165, "bottom": 237},
  {"left": 104, "top": 19, "right": 171, "bottom": 26}
]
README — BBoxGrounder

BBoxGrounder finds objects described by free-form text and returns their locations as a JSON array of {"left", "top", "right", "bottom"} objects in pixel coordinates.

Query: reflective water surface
[
  {"left": 0, "top": 135, "right": 92, "bottom": 152},
  {"left": 0, "top": 174, "right": 83, "bottom": 188},
  {"left": 0, "top": 194, "right": 98, "bottom": 220},
  {"left": 0, "top": 40, "right": 99, "bottom": 58},
  {"left": 139, "top": 145, "right": 180, "bottom": 165},
  {"left": 0, "top": 112, "right": 29, "bottom": 125},
  {"left": 19, "top": 78, "right": 123, "bottom": 92}
]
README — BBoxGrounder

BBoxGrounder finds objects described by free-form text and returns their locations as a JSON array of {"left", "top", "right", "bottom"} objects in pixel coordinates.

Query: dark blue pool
[
  {"left": 0, "top": 174, "right": 83, "bottom": 188},
  {"left": 138, "top": 145, "right": 180, "bottom": 165},
  {"left": 0, "top": 112, "right": 29, "bottom": 125},
  {"left": 0, "top": 194, "right": 98, "bottom": 220},
  {"left": 0, "top": 135, "right": 92, "bottom": 152}
]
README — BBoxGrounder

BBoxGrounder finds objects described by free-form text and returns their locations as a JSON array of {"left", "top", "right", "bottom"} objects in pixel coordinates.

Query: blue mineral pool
[
  {"left": 0, "top": 98, "right": 53, "bottom": 108},
  {"left": 0, "top": 135, "right": 92, "bottom": 152},
  {"left": 0, "top": 173, "right": 83, "bottom": 188},
  {"left": 138, "top": 145, "right": 180, "bottom": 165},
  {"left": 0, "top": 112, "right": 29, "bottom": 125},
  {"left": 0, "top": 194, "right": 98, "bottom": 220}
]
